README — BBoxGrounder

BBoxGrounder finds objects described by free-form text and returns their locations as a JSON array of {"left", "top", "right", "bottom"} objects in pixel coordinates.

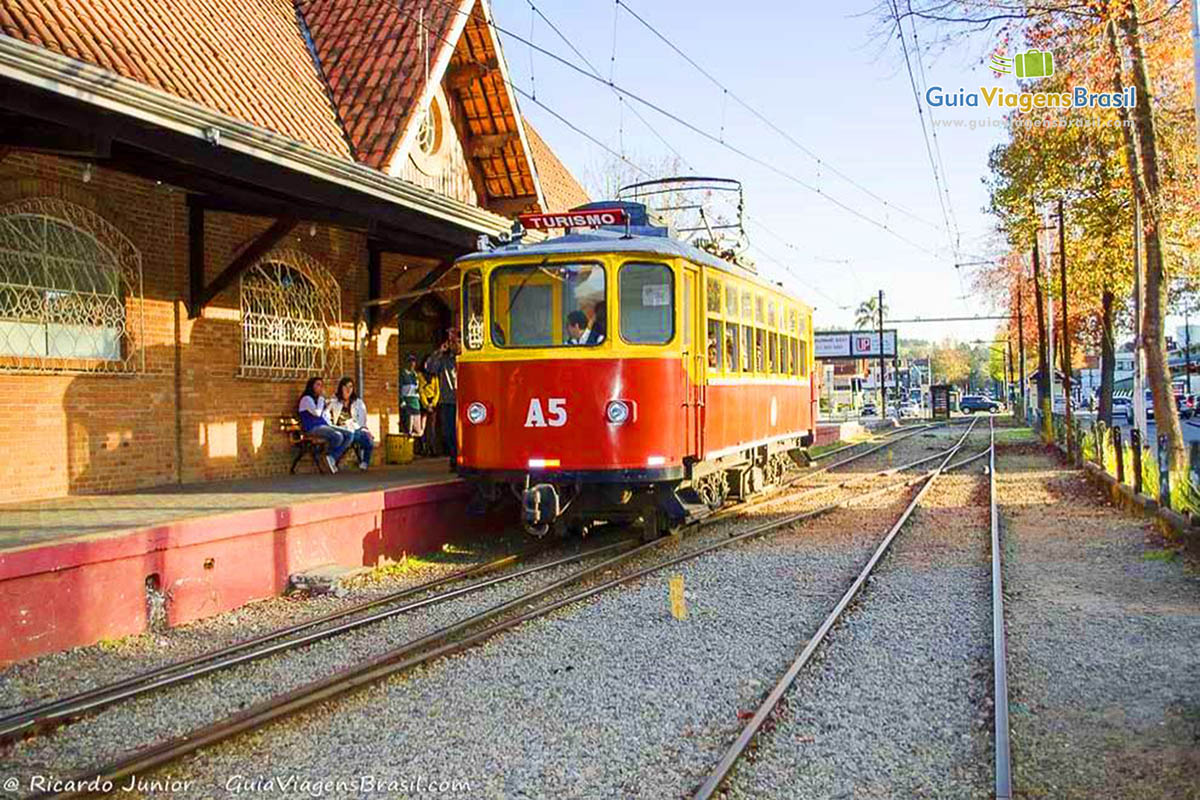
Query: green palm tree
[{"left": 854, "top": 296, "right": 888, "bottom": 330}]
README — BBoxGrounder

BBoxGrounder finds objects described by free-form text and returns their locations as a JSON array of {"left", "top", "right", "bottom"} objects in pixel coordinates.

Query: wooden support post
[
  {"left": 1190, "top": 441, "right": 1200, "bottom": 494},
  {"left": 1157, "top": 434, "right": 1171, "bottom": 508},
  {"left": 367, "top": 243, "right": 382, "bottom": 334},
  {"left": 187, "top": 201, "right": 206, "bottom": 319},
  {"left": 1114, "top": 427, "right": 1125, "bottom": 484},
  {"left": 1130, "top": 428, "right": 1143, "bottom": 494}
]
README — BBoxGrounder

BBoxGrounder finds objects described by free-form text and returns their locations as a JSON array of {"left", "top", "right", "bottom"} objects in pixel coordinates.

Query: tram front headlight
[
  {"left": 605, "top": 400, "right": 631, "bottom": 425},
  {"left": 466, "top": 402, "right": 488, "bottom": 425}
]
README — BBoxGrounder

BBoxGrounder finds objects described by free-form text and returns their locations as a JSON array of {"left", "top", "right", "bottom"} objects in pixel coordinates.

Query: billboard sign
[{"left": 814, "top": 329, "right": 897, "bottom": 359}]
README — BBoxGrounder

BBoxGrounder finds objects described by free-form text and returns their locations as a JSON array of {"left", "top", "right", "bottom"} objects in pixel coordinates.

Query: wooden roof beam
[
  {"left": 445, "top": 57, "right": 499, "bottom": 92},
  {"left": 486, "top": 195, "right": 539, "bottom": 217},
  {"left": 466, "top": 132, "right": 518, "bottom": 159},
  {"left": 189, "top": 212, "right": 297, "bottom": 318}
]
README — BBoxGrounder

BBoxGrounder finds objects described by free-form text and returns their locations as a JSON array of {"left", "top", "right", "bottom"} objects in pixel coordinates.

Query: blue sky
[{"left": 490, "top": 0, "right": 1015, "bottom": 344}]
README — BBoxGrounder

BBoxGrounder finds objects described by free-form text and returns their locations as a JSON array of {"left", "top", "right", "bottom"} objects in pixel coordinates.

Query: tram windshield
[{"left": 489, "top": 261, "right": 606, "bottom": 348}]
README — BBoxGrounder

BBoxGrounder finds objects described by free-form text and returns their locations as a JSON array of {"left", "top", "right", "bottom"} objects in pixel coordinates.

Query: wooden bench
[{"left": 280, "top": 416, "right": 329, "bottom": 474}]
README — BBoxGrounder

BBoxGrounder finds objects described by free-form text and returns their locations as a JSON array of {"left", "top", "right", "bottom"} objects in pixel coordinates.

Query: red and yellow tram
[{"left": 454, "top": 201, "right": 817, "bottom": 537}]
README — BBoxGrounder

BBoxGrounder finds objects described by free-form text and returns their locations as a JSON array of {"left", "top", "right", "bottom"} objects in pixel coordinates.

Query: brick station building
[{"left": 0, "top": 0, "right": 590, "bottom": 503}]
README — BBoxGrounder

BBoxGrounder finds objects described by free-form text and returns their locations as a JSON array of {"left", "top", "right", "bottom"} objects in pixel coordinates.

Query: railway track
[
  {"left": 14, "top": 424, "right": 979, "bottom": 797},
  {"left": 691, "top": 416, "right": 1010, "bottom": 799},
  {"left": 0, "top": 420, "right": 948, "bottom": 751}
]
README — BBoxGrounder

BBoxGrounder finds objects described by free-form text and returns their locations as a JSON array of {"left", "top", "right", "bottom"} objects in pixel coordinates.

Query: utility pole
[
  {"left": 1007, "top": 339, "right": 1015, "bottom": 404},
  {"left": 1032, "top": 235, "right": 1051, "bottom": 438},
  {"left": 1058, "top": 197, "right": 1072, "bottom": 440},
  {"left": 1133, "top": 199, "right": 1147, "bottom": 437},
  {"left": 894, "top": 352, "right": 902, "bottom": 408},
  {"left": 1017, "top": 276, "right": 1026, "bottom": 418},
  {"left": 1186, "top": 304, "right": 1193, "bottom": 395},
  {"left": 877, "top": 289, "right": 887, "bottom": 416}
]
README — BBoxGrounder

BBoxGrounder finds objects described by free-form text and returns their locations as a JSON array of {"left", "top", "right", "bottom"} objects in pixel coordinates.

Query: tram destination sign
[
  {"left": 813, "top": 329, "right": 897, "bottom": 360},
  {"left": 518, "top": 208, "right": 630, "bottom": 230}
]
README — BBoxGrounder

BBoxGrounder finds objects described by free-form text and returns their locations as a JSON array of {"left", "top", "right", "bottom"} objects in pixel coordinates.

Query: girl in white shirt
[
  {"left": 329, "top": 377, "right": 374, "bottom": 470},
  {"left": 298, "top": 377, "right": 352, "bottom": 474}
]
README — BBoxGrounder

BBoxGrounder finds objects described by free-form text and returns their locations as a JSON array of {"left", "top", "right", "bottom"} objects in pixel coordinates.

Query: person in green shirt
[{"left": 399, "top": 353, "right": 424, "bottom": 439}]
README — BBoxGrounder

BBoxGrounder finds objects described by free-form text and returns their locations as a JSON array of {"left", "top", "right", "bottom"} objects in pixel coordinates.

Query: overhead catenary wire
[
  {"left": 526, "top": 1, "right": 694, "bottom": 170},
  {"left": 511, "top": 2, "right": 855, "bottom": 306},
  {"left": 418, "top": 0, "right": 945, "bottom": 259},
  {"left": 410, "top": 1, "right": 868, "bottom": 308},
  {"left": 613, "top": 0, "right": 945, "bottom": 234},
  {"left": 905, "top": 0, "right": 960, "bottom": 252},
  {"left": 889, "top": 0, "right": 957, "bottom": 258}
]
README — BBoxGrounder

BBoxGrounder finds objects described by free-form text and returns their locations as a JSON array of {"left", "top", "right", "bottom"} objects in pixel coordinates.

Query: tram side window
[
  {"left": 795, "top": 338, "right": 806, "bottom": 377},
  {"left": 489, "top": 262, "right": 605, "bottom": 347},
  {"left": 707, "top": 319, "right": 722, "bottom": 369},
  {"left": 725, "top": 323, "right": 739, "bottom": 373},
  {"left": 462, "top": 269, "right": 484, "bottom": 350},
  {"left": 780, "top": 336, "right": 791, "bottom": 376},
  {"left": 755, "top": 328, "right": 766, "bottom": 373},
  {"left": 725, "top": 284, "right": 738, "bottom": 318},
  {"left": 768, "top": 331, "right": 778, "bottom": 374},
  {"left": 707, "top": 277, "right": 722, "bottom": 314},
  {"left": 619, "top": 262, "right": 674, "bottom": 345},
  {"left": 742, "top": 325, "right": 753, "bottom": 372}
]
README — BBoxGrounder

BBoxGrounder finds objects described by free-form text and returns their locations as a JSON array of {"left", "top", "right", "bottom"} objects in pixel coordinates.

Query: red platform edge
[{"left": 0, "top": 479, "right": 474, "bottom": 665}]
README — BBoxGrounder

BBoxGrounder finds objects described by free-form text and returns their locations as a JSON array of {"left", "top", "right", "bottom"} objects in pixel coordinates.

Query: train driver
[{"left": 566, "top": 310, "right": 590, "bottom": 345}]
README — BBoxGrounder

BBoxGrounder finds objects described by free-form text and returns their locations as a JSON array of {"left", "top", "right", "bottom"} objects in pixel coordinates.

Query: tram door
[{"left": 681, "top": 265, "right": 703, "bottom": 458}]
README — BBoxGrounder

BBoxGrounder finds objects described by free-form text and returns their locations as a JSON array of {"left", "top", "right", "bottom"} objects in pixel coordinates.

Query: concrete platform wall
[{"left": 0, "top": 480, "right": 479, "bottom": 665}]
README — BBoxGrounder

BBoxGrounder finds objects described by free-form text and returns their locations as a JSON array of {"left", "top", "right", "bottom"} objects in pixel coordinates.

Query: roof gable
[{"left": 295, "top": 0, "right": 471, "bottom": 169}]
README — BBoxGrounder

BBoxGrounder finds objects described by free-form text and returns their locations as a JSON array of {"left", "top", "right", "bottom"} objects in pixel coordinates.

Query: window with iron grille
[
  {"left": 239, "top": 250, "right": 341, "bottom": 380},
  {"left": 0, "top": 198, "right": 143, "bottom": 374}
]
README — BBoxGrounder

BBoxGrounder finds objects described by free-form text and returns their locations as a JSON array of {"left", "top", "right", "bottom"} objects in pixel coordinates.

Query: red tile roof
[
  {"left": 1, "top": 0, "right": 587, "bottom": 216},
  {"left": 296, "top": 0, "right": 470, "bottom": 169},
  {"left": 0, "top": 0, "right": 352, "bottom": 159},
  {"left": 523, "top": 122, "right": 590, "bottom": 211}
]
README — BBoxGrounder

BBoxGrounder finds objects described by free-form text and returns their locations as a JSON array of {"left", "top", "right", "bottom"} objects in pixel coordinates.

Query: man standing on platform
[{"left": 425, "top": 328, "right": 460, "bottom": 472}]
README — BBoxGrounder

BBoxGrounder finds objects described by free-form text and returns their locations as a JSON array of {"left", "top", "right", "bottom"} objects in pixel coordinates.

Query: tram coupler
[{"left": 521, "top": 482, "right": 560, "bottom": 537}]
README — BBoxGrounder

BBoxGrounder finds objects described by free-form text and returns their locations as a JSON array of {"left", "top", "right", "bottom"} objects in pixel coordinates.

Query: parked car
[
  {"left": 1111, "top": 395, "right": 1132, "bottom": 420},
  {"left": 959, "top": 394, "right": 1001, "bottom": 414},
  {"left": 1175, "top": 394, "right": 1194, "bottom": 419},
  {"left": 1126, "top": 390, "right": 1155, "bottom": 425},
  {"left": 860, "top": 403, "right": 878, "bottom": 417},
  {"left": 898, "top": 402, "right": 921, "bottom": 419}
]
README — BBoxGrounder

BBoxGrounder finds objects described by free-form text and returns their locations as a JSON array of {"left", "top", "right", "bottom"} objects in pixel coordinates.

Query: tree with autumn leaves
[{"left": 883, "top": 0, "right": 1198, "bottom": 480}]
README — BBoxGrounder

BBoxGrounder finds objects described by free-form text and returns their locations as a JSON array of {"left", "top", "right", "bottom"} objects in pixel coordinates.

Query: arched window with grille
[
  {"left": 239, "top": 250, "right": 341, "bottom": 380},
  {"left": 0, "top": 198, "right": 143, "bottom": 373}
]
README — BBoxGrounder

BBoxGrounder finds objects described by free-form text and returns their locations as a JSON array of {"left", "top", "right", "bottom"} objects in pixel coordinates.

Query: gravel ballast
[
  {"left": 722, "top": 443, "right": 995, "bottom": 799},
  {"left": 0, "top": 425, "right": 971, "bottom": 798}
]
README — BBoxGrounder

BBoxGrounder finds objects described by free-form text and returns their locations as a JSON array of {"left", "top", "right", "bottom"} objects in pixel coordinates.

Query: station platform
[{"left": 0, "top": 460, "right": 487, "bottom": 665}]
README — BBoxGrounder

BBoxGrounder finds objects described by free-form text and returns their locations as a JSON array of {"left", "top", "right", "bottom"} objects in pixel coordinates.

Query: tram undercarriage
[{"left": 470, "top": 434, "right": 812, "bottom": 540}]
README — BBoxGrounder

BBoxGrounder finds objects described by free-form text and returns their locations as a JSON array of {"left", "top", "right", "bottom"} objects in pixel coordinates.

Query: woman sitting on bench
[
  {"left": 298, "top": 377, "right": 352, "bottom": 474},
  {"left": 329, "top": 377, "right": 374, "bottom": 471}
]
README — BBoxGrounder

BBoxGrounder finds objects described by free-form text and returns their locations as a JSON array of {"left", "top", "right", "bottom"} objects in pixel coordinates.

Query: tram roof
[{"left": 459, "top": 227, "right": 804, "bottom": 302}]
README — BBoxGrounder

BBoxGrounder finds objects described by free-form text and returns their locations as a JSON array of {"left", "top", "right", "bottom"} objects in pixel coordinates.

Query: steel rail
[
  {"left": 45, "top": 436, "right": 978, "bottom": 798},
  {"left": 0, "top": 538, "right": 630, "bottom": 744},
  {"left": 807, "top": 421, "right": 940, "bottom": 462},
  {"left": 808, "top": 422, "right": 944, "bottom": 471},
  {"left": 4, "top": 427, "right": 952, "bottom": 748},
  {"left": 692, "top": 417, "right": 982, "bottom": 799},
  {"left": 990, "top": 417, "right": 1013, "bottom": 799}
]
